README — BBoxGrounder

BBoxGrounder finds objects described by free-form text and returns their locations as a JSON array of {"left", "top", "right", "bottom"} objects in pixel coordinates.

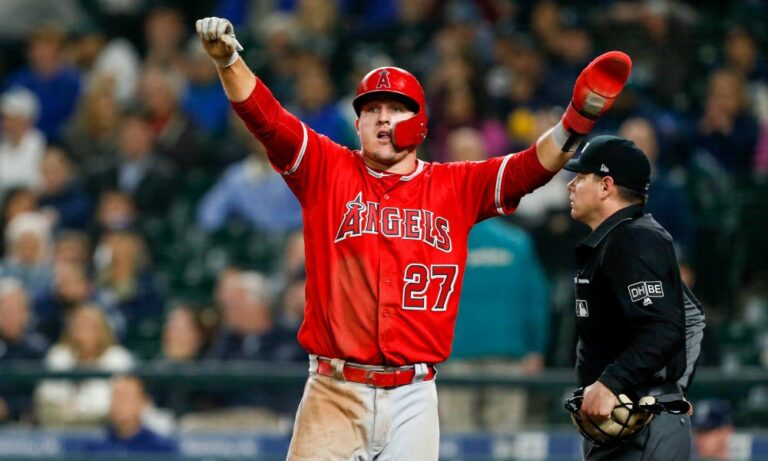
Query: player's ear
[{"left": 355, "top": 118, "right": 360, "bottom": 135}]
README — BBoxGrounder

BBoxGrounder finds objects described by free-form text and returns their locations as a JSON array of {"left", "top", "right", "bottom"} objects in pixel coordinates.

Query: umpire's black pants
[{"left": 582, "top": 395, "right": 692, "bottom": 461}]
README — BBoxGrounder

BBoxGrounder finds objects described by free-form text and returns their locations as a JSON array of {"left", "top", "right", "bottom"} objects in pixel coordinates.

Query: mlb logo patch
[
  {"left": 576, "top": 299, "right": 589, "bottom": 317},
  {"left": 628, "top": 281, "right": 664, "bottom": 303}
]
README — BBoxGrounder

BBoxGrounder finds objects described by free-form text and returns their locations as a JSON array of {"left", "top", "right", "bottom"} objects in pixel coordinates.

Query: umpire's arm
[{"left": 598, "top": 230, "right": 686, "bottom": 395}]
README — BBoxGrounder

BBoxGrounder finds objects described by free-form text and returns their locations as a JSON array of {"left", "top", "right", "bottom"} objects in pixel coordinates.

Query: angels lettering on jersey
[{"left": 335, "top": 192, "right": 452, "bottom": 252}]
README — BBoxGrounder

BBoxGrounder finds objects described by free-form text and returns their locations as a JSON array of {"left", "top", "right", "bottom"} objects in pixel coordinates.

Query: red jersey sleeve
[
  {"left": 458, "top": 144, "right": 557, "bottom": 222},
  {"left": 230, "top": 78, "right": 354, "bottom": 205}
]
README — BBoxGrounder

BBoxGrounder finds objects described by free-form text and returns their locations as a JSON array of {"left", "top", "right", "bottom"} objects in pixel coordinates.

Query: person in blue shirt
[
  {"left": 4, "top": 26, "right": 81, "bottom": 142},
  {"left": 443, "top": 217, "right": 550, "bottom": 430},
  {"left": 196, "top": 135, "right": 302, "bottom": 234},
  {"left": 81, "top": 374, "right": 177, "bottom": 454}
]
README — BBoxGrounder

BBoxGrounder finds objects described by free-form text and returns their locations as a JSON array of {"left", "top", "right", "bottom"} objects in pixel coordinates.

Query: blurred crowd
[{"left": 0, "top": 0, "right": 766, "bottom": 442}]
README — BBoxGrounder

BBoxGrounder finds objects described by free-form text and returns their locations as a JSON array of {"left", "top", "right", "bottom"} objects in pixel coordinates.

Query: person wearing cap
[
  {"left": 692, "top": 399, "right": 733, "bottom": 461},
  {"left": 565, "top": 135, "right": 706, "bottom": 460},
  {"left": 0, "top": 87, "right": 45, "bottom": 198}
]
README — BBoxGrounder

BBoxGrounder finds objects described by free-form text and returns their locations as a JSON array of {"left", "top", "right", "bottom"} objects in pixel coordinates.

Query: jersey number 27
[{"left": 402, "top": 264, "right": 459, "bottom": 311}]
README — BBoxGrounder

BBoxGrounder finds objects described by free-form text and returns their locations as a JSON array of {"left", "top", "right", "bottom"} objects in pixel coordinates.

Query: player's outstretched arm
[
  {"left": 196, "top": 17, "right": 255, "bottom": 102},
  {"left": 535, "top": 51, "right": 632, "bottom": 171}
]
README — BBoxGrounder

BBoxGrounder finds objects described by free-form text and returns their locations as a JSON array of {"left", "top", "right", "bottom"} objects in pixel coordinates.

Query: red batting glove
[{"left": 562, "top": 51, "right": 632, "bottom": 135}]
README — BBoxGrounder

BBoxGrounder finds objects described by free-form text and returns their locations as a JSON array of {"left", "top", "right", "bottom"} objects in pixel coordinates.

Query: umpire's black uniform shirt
[{"left": 574, "top": 204, "right": 686, "bottom": 398}]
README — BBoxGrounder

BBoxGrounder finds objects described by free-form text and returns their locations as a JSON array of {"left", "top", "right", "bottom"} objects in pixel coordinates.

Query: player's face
[
  {"left": 356, "top": 97, "right": 417, "bottom": 173},
  {"left": 568, "top": 173, "right": 604, "bottom": 229}
]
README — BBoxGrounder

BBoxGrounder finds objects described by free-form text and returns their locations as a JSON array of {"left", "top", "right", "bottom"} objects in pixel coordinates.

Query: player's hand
[
  {"left": 580, "top": 380, "right": 619, "bottom": 421},
  {"left": 562, "top": 51, "right": 632, "bottom": 135},
  {"left": 195, "top": 17, "right": 244, "bottom": 68}
]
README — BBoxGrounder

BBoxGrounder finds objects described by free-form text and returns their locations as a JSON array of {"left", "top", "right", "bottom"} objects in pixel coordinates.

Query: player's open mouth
[{"left": 377, "top": 130, "right": 391, "bottom": 140}]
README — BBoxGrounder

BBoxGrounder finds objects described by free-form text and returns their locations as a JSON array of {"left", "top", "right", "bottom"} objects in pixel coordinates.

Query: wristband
[{"left": 552, "top": 120, "right": 582, "bottom": 153}]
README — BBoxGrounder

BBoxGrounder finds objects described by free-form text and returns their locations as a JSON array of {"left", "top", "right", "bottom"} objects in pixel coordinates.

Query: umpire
[{"left": 564, "top": 136, "right": 705, "bottom": 460}]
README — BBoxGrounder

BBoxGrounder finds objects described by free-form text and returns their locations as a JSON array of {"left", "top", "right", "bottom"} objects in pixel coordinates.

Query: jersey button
[
  {"left": 384, "top": 278, "right": 391, "bottom": 283},
  {"left": 383, "top": 194, "right": 390, "bottom": 199}
]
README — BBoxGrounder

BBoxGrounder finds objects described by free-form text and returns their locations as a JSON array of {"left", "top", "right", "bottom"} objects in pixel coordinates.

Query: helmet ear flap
[{"left": 392, "top": 111, "right": 428, "bottom": 150}]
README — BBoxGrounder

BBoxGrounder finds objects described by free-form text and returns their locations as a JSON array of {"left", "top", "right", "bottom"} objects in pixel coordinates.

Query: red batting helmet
[{"left": 353, "top": 67, "right": 428, "bottom": 149}]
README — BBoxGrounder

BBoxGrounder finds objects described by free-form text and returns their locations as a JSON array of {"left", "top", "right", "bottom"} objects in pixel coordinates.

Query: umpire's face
[{"left": 568, "top": 172, "right": 606, "bottom": 229}]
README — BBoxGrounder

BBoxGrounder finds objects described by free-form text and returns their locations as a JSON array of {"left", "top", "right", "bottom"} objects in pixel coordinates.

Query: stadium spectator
[
  {"left": 181, "top": 37, "right": 232, "bottom": 137},
  {"left": 0, "top": 87, "right": 45, "bottom": 196},
  {"left": 158, "top": 304, "right": 209, "bottom": 363},
  {"left": 94, "top": 230, "right": 162, "bottom": 357},
  {"left": 61, "top": 81, "right": 121, "bottom": 172},
  {"left": 439, "top": 130, "right": 550, "bottom": 430},
  {"left": 138, "top": 65, "right": 208, "bottom": 170},
  {"left": 87, "top": 111, "right": 175, "bottom": 217},
  {"left": 690, "top": 68, "right": 759, "bottom": 177},
  {"left": 34, "top": 261, "right": 123, "bottom": 343},
  {"left": 143, "top": 6, "right": 186, "bottom": 72},
  {"left": 251, "top": 11, "right": 302, "bottom": 104},
  {"left": 154, "top": 304, "right": 216, "bottom": 415},
  {"left": 0, "top": 278, "right": 48, "bottom": 423},
  {"left": 52, "top": 230, "right": 91, "bottom": 267},
  {"left": 68, "top": 23, "right": 141, "bottom": 105},
  {"left": 0, "top": 187, "right": 38, "bottom": 257},
  {"left": 722, "top": 26, "right": 768, "bottom": 124},
  {"left": 288, "top": 58, "right": 355, "bottom": 146},
  {"left": 37, "top": 146, "right": 91, "bottom": 232},
  {"left": 81, "top": 374, "right": 177, "bottom": 454},
  {"left": 207, "top": 270, "right": 301, "bottom": 363},
  {"left": 196, "top": 136, "right": 302, "bottom": 234},
  {"left": 35, "top": 304, "right": 134, "bottom": 427},
  {"left": 619, "top": 117, "right": 695, "bottom": 259},
  {"left": 429, "top": 70, "right": 509, "bottom": 161},
  {"left": 3, "top": 26, "right": 81, "bottom": 141},
  {"left": 0, "top": 211, "right": 54, "bottom": 300},
  {"left": 693, "top": 399, "right": 734, "bottom": 461},
  {"left": 92, "top": 190, "right": 137, "bottom": 237}
]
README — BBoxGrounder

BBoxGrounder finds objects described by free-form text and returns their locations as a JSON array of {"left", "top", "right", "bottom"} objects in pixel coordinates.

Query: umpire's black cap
[{"left": 564, "top": 135, "right": 651, "bottom": 195}]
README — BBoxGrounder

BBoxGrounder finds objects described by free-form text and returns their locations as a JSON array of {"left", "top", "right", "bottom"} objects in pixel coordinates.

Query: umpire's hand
[
  {"left": 195, "top": 17, "right": 244, "bottom": 68},
  {"left": 580, "top": 381, "right": 619, "bottom": 420}
]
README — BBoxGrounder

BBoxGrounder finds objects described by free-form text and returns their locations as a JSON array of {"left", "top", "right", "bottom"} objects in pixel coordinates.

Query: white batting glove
[{"left": 195, "top": 17, "right": 244, "bottom": 68}]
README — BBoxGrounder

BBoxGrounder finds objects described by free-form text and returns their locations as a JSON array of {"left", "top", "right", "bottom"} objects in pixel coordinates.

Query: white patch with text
[{"left": 628, "top": 281, "right": 664, "bottom": 303}]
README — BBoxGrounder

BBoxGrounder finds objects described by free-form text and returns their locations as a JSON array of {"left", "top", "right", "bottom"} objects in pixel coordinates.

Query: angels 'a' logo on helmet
[{"left": 375, "top": 69, "right": 391, "bottom": 89}]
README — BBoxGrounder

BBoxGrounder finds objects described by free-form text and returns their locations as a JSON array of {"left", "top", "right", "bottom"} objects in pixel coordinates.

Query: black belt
[{"left": 642, "top": 381, "right": 681, "bottom": 397}]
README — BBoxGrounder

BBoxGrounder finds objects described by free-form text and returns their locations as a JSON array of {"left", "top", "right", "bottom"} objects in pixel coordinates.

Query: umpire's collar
[{"left": 580, "top": 204, "right": 645, "bottom": 249}]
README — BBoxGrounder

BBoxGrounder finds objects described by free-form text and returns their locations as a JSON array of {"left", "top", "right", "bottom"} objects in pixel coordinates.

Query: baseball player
[{"left": 196, "top": 17, "right": 631, "bottom": 460}]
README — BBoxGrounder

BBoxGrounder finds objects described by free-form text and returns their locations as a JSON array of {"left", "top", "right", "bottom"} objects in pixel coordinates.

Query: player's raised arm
[
  {"left": 195, "top": 17, "right": 255, "bottom": 102},
  {"left": 195, "top": 17, "right": 311, "bottom": 178},
  {"left": 535, "top": 51, "right": 632, "bottom": 171}
]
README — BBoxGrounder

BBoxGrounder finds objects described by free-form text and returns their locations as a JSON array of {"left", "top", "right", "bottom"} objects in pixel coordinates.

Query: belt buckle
[{"left": 365, "top": 370, "right": 377, "bottom": 388}]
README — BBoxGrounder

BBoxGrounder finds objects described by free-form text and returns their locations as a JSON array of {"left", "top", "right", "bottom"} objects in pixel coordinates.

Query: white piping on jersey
[
  {"left": 281, "top": 122, "right": 308, "bottom": 176},
  {"left": 401, "top": 160, "right": 424, "bottom": 181},
  {"left": 365, "top": 166, "right": 389, "bottom": 178},
  {"left": 365, "top": 159, "right": 425, "bottom": 181},
  {"left": 494, "top": 153, "right": 513, "bottom": 215}
]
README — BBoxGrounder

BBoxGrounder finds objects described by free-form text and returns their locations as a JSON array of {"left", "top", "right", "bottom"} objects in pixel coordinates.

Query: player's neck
[{"left": 363, "top": 155, "right": 418, "bottom": 176}]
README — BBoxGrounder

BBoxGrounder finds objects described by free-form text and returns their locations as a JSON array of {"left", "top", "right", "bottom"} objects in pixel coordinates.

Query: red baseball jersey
[{"left": 233, "top": 80, "right": 554, "bottom": 366}]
